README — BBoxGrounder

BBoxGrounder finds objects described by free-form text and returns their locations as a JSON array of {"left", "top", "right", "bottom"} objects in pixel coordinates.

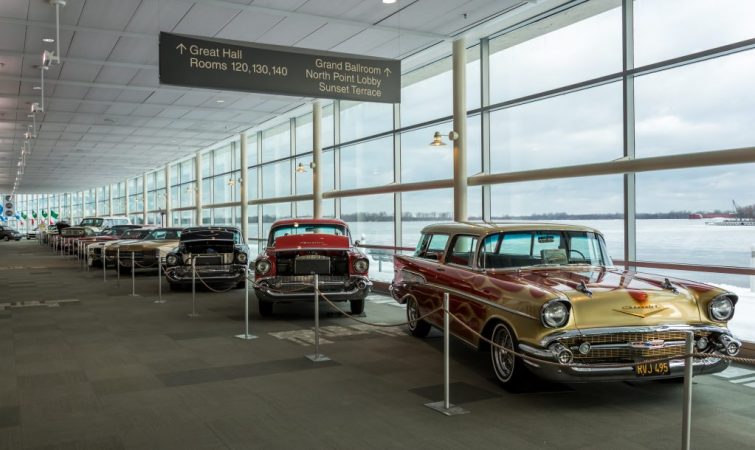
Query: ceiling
[{"left": 0, "top": 0, "right": 554, "bottom": 194}]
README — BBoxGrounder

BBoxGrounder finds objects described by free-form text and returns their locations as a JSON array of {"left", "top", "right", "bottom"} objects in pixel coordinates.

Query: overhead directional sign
[{"left": 159, "top": 32, "right": 401, "bottom": 103}]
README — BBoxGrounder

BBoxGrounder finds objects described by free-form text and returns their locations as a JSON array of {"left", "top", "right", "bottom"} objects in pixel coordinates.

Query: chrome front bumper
[
  {"left": 164, "top": 265, "right": 246, "bottom": 284},
  {"left": 253, "top": 275, "right": 371, "bottom": 302}
]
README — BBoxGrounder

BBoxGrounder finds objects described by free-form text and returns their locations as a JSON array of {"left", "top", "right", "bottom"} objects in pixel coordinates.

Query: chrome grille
[
  {"left": 559, "top": 331, "right": 712, "bottom": 363},
  {"left": 276, "top": 275, "right": 348, "bottom": 283}
]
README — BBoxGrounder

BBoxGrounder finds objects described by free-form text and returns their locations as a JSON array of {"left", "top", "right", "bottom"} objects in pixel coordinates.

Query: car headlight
[
  {"left": 236, "top": 252, "right": 248, "bottom": 264},
  {"left": 541, "top": 300, "right": 570, "bottom": 328},
  {"left": 708, "top": 294, "right": 736, "bottom": 321},
  {"left": 255, "top": 259, "right": 271, "bottom": 275},
  {"left": 166, "top": 254, "right": 178, "bottom": 266},
  {"left": 353, "top": 258, "right": 369, "bottom": 273}
]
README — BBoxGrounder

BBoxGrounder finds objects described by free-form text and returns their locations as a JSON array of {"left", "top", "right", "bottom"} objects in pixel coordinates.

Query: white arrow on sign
[
  {"left": 385, "top": 67, "right": 392, "bottom": 77},
  {"left": 176, "top": 43, "right": 187, "bottom": 55}
]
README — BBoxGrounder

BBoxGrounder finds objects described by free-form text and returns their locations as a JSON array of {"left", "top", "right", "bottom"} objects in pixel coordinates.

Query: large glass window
[
  {"left": 490, "top": 2, "right": 621, "bottom": 103},
  {"left": 261, "top": 161, "right": 291, "bottom": 199},
  {"left": 261, "top": 122, "right": 291, "bottom": 162},
  {"left": 340, "top": 101, "right": 392, "bottom": 143},
  {"left": 490, "top": 82, "right": 623, "bottom": 174},
  {"left": 340, "top": 136, "right": 393, "bottom": 190},
  {"left": 634, "top": 0, "right": 755, "bottom": 67},
  {"left": 636, "top": 164, "right": 755, "bottom": 287},
  {"left": 634, "top": 50, "right": 755, "bottom": 158}
]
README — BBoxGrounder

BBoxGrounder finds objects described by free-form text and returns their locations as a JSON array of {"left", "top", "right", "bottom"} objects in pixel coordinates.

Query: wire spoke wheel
[{"left": 491, "top": 323, "right": 516, "bottom": 383}]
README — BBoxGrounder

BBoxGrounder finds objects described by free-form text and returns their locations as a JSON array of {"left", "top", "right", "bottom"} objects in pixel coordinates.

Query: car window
[
  {"left": 533, "top": 232, "right": 561, "bottom": 256},
  {"left": 414, "top": 234, "right": 430, "bottom": 256},
  {"left": 447, "top": 235, "right": 478, "bottom": 267},
  {"left": 416, "top": 234, "right": 449, "bottom": 261},
  {"left": 500, "top": 232, "right": 531, "bottom": 255},
  {"left": 569, "top": 232, "right": 605, "bottom": 265}
]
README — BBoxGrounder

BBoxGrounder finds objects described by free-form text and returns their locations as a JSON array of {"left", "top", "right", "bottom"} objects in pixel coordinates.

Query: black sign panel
[{"left": 159, "top": 32, "right": 400, "bottom": 103}]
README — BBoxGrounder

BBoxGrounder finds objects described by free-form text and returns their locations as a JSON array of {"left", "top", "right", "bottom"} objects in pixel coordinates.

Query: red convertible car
[{"left": 252, "top": 218, "right": 372, "bottom": 316}]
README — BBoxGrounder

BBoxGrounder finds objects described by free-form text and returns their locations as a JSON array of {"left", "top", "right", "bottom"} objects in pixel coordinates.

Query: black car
[
  {"left": 0, "top": 226, "right": 22, "bottom": 241},
  {"left": 163, "top": 226, "right": 249, "bottom": 290}
]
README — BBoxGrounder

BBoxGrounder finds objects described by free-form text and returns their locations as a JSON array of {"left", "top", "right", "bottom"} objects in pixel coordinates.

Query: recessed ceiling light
[
  {"left": 216, "top": 99, "right": 225, "bottom": 103},
  {"left": 383, "top": 0, "right": 397, "bottom": 3},
  {"left": 33, "top": 86, "right": 41, "bottom": 90},
  {"left": 43, "top": 38, "right": 55, "bottom": 43}
]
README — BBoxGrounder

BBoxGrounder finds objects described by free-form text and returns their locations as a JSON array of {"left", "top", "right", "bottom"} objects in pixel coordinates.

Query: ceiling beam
[
  {"left": 0, "top": 108, "right": 260, "bottom": 127},
  {"left": 0, "top": 118, "right": 244, "bottom": 136},
  {"left": 0, "top": 49, "right": 156, "bottom": 71}
]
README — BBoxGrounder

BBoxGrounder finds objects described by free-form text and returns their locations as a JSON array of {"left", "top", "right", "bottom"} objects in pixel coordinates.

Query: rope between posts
[{"left": 318, "top": 292, "right": 446, "bottom": 328}]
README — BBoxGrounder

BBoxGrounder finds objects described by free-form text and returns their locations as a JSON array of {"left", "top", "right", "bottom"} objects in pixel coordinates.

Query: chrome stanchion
[
  {"left": 306, "top": 274, "right": 329, "bottom": 362},
  {"left": 116, "top": 248, "right": 121, "bottom": 287},
  {"left": 425, "top": 292, "right": 469, "bottom": 416},
  {"left": 235, "top": 263, "right": 257, "bottom": 341},
  {"left": 188, "top": 257, "right": 199, "bottom": 318},
  {"left": 85, "top": 244, "right": 89, "bottom": 272},
  {"left": 154, "top": 256, "right": 166, "bottom": 304},
  {"left": 102, "top": 249, "right": 107, "bottom": 282},
  {"left": 128, "top": 251, "right": 139, "bottom": 297},
  {"left": 682, "top": 331, "right": 694, "bottom": 450}
]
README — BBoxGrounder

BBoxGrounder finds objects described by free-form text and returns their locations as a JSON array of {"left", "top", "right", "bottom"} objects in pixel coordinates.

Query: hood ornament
[
  {"left": 577, "top": 281, "right": 592, "bottom": 297},
  {"left": 661, "top": 278, "right": 679, "bottom": 295},
  {"left": 614, "top": 305, "right": 668, "bottom": 318}
]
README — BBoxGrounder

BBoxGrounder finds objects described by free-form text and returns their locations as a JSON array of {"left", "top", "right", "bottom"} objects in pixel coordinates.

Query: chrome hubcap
[
  {"left": 407, "top": 298, "right": 419, "bottom": 329},
  {"left": 491, "top": 324, "right": 515, "bottom": 382}
]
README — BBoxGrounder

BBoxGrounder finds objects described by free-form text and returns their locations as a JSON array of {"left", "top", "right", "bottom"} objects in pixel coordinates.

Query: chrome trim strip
[
  {"left": 425, "top": 281, "right": 537, "bottom": 320},
  {"left": 541, "top": 324, "right": 731, "bottom": 347}
]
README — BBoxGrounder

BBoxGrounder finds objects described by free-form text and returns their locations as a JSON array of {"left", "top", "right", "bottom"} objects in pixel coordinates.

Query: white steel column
[
  {"left": 108, "top": 184, "right": 113, "bottom": 217},
  {"left": 165, "top": 165, "right": 172, "bottom": 226},
  {"left": 124, "top": 179, "right": 130, "bottom": 217},
  {"left": 142, "top": 173, "right": 148, "bottom": 224},
  {"left": 622, "top": 0, "right": 637, "bottom": 265},
  {"left": 94, "top": 188, "right": 99, "bottom": 216},
  {"left": 453, "top": 38, "right": 468, "bottom": 222},
  {"left": 313, "top": 101, "right": 322, "bottom": 219},
  {"left": 195, "top": 154, "right": 203, "bottom": 225},
  {"left": 240, "top": 133, "right": 249, "bottom": 240},
  {"left": 480, "top": 38, "right": 492, "bottom": 222}
]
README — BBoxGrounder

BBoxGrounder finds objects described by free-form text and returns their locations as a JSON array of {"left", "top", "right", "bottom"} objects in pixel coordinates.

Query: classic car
[
  {"left": 164, "top": 226, "right": 248, "bottom": 290},
  {"left": 101, "top": 228, "right": 156, "bottom": 267},
  {"left": 252, "top": 218, "right": 372, "bottom": 317},
  {"left": 78, "top": 216, "right": 131, "bottom": 231},
  {"left": 75, "top": 225, "right": 142, "bottom": 258},
  {"left": 26, "top": 227, "right": 38, "bottom": 240},
  {"left": 59, "top": 226, "right": 98, "bottom": 252},
  {"left": 390, "top": 222, "right": 741, "bottom": 387},
  {"left": 0, "top": 225, "right": 22, "bottom": 241},
  {"left": 115, "top": 227, "right": 182, "bottom": 274}
]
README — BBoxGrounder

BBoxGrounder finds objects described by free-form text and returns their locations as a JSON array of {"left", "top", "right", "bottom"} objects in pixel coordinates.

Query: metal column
[
  {"left": 165, "top": 165, "right": 172, "bottom": 226},
  {"left": 142, "top": 173, "right": 148, "bottom": 225},
  {"left": 195, "top": 154, "right": 203, "bottom": 226},
  {"left": 453, "top": 38, "right": 468, "bottom": 222},
  {"left": 313, "top": 101, "right": 322, "bottom": 218},
  {"left": 240, "top": 133, "right": 249, "bottom": 240},
  {"left": 622, "top": 0, "right": 637, "bottom": 267}
]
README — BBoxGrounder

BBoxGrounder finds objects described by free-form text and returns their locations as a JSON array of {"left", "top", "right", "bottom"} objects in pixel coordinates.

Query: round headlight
[
  {"left": 166, "top": 254, "right": 178, "bottom": 266},
  {"left": 256, "top": 259, "right": 271, "bottom": 275},
  {"left": 237, "top": 252, "right": 248, "bottom": 264},
  {"left": 353, "top": 258, "right": 369, "bottom": 273},
  {"left": 541, "top": 300, "right": 570, "bottom": 328},
  {"left": 709, "top": 295, "right": 735, "bottom": 321}
]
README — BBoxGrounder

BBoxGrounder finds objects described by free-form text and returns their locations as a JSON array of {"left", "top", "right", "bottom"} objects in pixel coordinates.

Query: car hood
[
  {"left": 272, "top": 234, "right": 350, "bottom": 251},
  {"left": 489, "top": 267, "right": 717, "bottom": 328},
  {"left": 119, "top": 239, "right": 178, "bottom": 252}
]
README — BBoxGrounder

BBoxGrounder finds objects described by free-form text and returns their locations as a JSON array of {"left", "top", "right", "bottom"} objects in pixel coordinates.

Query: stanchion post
[
  {"left": 154, "top": 255, "right": 166, "bottom": 304},
  {"left": 128, "top": 251, "right": 138, "bottom": 297},
  {"left": 235, "top": 262, "right": 257, "bottom": 340},
  {"left": 85, "top": 244, "right": 89, "bottom": 272},
  {"left": 425, "top": 292, "right": 469, "bottom": 416},
  {"left": 306, "top": 274, "right": 329, "bottom": 362},
  {"left": 117, "top": 248, "right": 121, "bottom": 286},
  {"left": 188, "top": 257, "right": 199, "bottom": 318},
  {"left": 102, "top": 248, "right": 107, "bottom": 282},
  {"left": 682, "top": 331, "right": 694, "bottom": 450}
]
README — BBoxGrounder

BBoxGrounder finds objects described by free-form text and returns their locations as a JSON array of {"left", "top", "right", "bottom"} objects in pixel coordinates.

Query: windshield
[
  {"left": 270, "top": 223, "right": 348, "bottom": 244},
  {"left": 145, "top": 229, "right": 181, "bottom": 240},
  {"left": 478, "top": 230, "right": 611, "bottom": 269},
  {"left": 79, "top": 218, "right": 104, "bottom": 227}
]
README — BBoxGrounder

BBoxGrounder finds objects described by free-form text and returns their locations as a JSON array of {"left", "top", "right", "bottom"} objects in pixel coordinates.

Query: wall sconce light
[
  {"left": 227, "top": 178, "right": 243, "bottom": 186},
  {"left": 295, "top": 162, "right": 316, "bottom": 173},
  {"left": 429, "top": 130, "right": 460, "bottom": 147}
]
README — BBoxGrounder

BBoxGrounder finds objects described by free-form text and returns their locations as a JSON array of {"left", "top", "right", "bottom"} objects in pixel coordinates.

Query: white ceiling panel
[
  {"left": 330, "top": 28, "right": 400, "bottom": 55},
  {"left": 172, "top": 4, "right": 241, "bottom": 37},
  {"left": 95, "top": 67, "right": 140, "bottom": 85},
  {"left": 108, "top": 37, "right": 158, "bottom": 65},
  {"left": 0, "top": 23, "right": 27, "bottom": 52},
  {"left": 27, "top": 0, "right": 85, "bottom": 25},
  {"left": 256, "top": 15, "right": 328, "bottom": 46},
  {"left": 66, "top": 32, "right": 119, "bottom": 60},
  {"left": 83, "top": 88, "right": 124, "bottom": 102},
  {"left": 290, "top": 22, "right": 364, "bottom": 50},
  {"left": 129, "top": 69, "right": 159, "bottom": 87},
  {"left": 0, "top": 0, "right": 28, "bottom": 20},
  {"left": 78, "top": 0, "right": 142, "bottom": 30},
  {"left": 58, "top": 63, "right": 101, "bottom": 83},
  {"left": 214, "top": 10, "right": 282, "bottom": 43},
  {"left": 114, "top": 90, "right": 152, "bottom": 103}
]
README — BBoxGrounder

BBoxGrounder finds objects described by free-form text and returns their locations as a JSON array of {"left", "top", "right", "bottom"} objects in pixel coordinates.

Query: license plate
[{"left": 634, "top": 361, "right": 670, "bottom": 377}]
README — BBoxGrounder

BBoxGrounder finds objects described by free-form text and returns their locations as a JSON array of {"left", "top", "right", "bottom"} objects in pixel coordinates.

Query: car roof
[
  {"left": 271, "top": 218, "right": 347, "bottom": 227},
  {"left": 420, "top": 221, "right": 602, "bottom": 237}
]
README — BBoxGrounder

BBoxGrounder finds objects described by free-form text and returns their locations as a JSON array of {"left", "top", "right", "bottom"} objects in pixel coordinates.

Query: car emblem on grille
[
  {"left": 613, "top": 305, "right": 668, "bottom": 318},
  {"left": 629, "top": 339, "right": 666, "bottom": 350}
]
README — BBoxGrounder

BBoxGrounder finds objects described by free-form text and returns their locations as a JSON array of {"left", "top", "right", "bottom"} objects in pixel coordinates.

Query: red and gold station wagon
[{"left": 390, "top": 222, "right": 741, "bottom": 387}]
